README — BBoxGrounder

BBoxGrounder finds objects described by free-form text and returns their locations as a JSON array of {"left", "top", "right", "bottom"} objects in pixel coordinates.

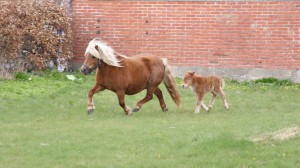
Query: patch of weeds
[
  {"left": 14, "top": 72, "right": 31, "bottom": 80},
  {"left": 72, "top": 70, "right": 91, "bottom": 82},
  {"left": 44, "top": 70, "right": 68, "bottom": 80},
  {"left": 228, "top": 79, "right": 239, "bottom": 85},
  {"left": 227, "top": 79, "right": 258, "bottom": 90},
  {"left": 229, "top": 78, "right": 299, "bottom": 89},
  {"left": 254, "top": 78, "right": 294, "bottom": 86},
  {"left": 175, "top": 77, "right": 183, "bottom": 85},
  {"left": 31, "top": 69, "right": 92, "bottom": 82}
]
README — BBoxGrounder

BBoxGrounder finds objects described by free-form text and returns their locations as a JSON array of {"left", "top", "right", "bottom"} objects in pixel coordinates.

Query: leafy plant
[
  {"left": 14, "top": 72, "right": 30, "bottom": 80},
  {"left": 229, "top": 78, "right": 296, "bottom": 86},
  {"left": 254, "top": 77, "right": 293, "bottom": 86}
]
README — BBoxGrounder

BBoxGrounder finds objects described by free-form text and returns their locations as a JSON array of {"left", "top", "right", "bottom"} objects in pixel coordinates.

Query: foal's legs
[
  {"left": 218, "top": 90, "right": 229, "bottom": 110},
  {"left": 153, "top": 87, "right": 168, "bottom": 112},
  {"left": 133, "top": 86, "right": 157, "bottom": 112},
  {"left": 208, "top": 92, "right": 217, "bottom": 111},
  {"left": 116, "top": 91, "right": 132, "bottom": 115},
  {"left": 195, "top": 93, "right": 209, "bottom": 113},
  {"left": 87, "top": 84, "right": 104, "bottom": 114}
]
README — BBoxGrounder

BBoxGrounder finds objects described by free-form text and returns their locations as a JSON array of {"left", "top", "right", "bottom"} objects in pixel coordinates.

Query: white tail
[{"left": 162, "top": 58, "right": 181, "bottom": 106}]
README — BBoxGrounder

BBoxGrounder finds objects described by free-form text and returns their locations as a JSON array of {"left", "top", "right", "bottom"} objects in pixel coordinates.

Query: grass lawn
[{"left": 1, "top": 71, "right": 300, "bottom": 168}]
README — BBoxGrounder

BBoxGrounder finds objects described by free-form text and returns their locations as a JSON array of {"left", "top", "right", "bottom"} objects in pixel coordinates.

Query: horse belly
[{"left": 125, "top": 84, "right": 147, "bottom": 95}]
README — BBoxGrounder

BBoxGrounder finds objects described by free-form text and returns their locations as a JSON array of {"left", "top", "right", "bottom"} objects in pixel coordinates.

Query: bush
[
  {"left": 0, "top": 0, "right": 73, "bottom": 79},
  {"left": 254, "top": 77, "right": 293, "bottom": 86},
  {"left": 14, "top": 72, "right": 31, "bottom": 80}
]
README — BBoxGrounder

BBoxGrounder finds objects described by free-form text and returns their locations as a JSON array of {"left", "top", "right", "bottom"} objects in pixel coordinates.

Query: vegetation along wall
[{"left": 70, "top": 0, "right": 300, "bottom": 82}]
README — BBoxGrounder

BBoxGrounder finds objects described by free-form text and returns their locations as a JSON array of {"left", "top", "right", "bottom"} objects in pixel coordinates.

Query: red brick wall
[{"left": 71, "top": 1, "right": 300, "bottom": 70}]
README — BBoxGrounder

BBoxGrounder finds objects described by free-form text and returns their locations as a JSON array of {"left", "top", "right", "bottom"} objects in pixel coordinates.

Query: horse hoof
[
  {"left": 132, "top": 108, "right": 140, "bottom": 112},
  {"left": 162, "top": 108, "right": 168, "bottom": 112},
  {"left": 87, "top": 109, "right": 94, "bottom": 115}
]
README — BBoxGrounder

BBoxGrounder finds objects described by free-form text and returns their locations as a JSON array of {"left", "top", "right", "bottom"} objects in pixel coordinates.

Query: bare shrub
[{"left": 0, "top": 0, "right": 73, "bottom": 79}]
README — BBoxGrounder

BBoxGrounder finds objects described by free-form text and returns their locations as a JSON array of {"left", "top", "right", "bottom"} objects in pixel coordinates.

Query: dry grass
[{"left": 251, "top": 126, "right": 300, "bottom": 142}]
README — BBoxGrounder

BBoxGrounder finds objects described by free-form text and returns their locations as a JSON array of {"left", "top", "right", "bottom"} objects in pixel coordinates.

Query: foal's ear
[{"left": 189, "top": 71, "right": 195, "bottom": 76}]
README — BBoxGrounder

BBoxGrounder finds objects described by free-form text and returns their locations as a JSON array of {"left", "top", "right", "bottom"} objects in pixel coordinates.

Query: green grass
[{"left": 1, "top": 71, "right": 300, "bottom": 168}]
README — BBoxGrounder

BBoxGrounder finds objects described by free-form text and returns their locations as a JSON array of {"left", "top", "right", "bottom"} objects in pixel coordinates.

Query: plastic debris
[{"left": 66, "top": 75, "right": 76, "bottom": 81}]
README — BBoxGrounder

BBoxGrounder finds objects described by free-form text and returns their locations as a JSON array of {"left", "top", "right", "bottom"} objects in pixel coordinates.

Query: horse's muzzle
[
  {"left": 181, "top": 84, "right": 189, "bottom": 89},
  {"left": 80, "top": 67, "right": 92, "bottom": 75}
]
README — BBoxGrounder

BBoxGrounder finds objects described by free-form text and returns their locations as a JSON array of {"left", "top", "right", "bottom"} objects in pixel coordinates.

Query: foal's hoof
[
  {"left": 87, "top": 109, "right": 94, "bottom": 115},
  {"left": 126, "top": 111, "right": 133, "bottom": 115},
  {"left": 132, "top": 108, "right": 140, "bottom": 112}
]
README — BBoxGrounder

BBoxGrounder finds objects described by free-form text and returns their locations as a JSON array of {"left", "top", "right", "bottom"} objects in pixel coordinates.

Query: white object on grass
[{"left": 66, "top": 75, "right": 76, "bottom": 81}]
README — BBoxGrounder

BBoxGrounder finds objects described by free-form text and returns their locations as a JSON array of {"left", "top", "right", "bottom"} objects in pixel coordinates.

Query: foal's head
[
  {"left": 182, "top": 71, "right": 195, "bottom": 89},
  {"left": 80, "top": 51, "right": 101, "bottom": 75}
]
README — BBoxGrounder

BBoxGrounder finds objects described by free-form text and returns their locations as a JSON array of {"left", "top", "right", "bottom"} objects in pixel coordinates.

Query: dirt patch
[{"left": 250, "top": 126, "right": 300, "bottom": 142}]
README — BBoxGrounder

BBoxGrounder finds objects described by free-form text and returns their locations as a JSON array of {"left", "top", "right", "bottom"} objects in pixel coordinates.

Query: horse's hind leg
[
  {"left": 133, "top": 86, "right": 156, "bottom": 112},
  {"left": 87, "top": 84, "right": 104, "bottom": 114},
  {"left": 116, "top": 91, "right": 132, "bottom": 115},
  {"left": 154, "top": 87, "right": 168, "bottom": 112}
]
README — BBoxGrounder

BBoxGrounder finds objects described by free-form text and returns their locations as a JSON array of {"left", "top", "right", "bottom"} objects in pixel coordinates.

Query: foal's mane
[{"left": 85, "top": 38, "right": 126, "bottom": 67}]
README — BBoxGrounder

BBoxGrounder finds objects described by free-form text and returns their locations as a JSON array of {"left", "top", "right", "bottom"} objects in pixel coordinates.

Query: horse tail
[{"left": 162, "top": 58, "right": 181, "bottom": 106}]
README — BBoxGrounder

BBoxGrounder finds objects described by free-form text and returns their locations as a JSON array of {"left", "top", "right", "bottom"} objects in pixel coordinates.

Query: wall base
[
  {"left": 71, "top": 61, "right": 300, "bottom": 83},
  {"left": 171, "top": 66, "right": 300, "bottom": 83},
  {"left": 71, "top": 61, "right": 82, "bottom": 71}
]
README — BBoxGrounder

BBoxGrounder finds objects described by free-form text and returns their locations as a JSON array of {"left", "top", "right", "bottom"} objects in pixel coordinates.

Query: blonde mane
[{"left": 85, "top": 38, "right": 126, "bottom": 67}]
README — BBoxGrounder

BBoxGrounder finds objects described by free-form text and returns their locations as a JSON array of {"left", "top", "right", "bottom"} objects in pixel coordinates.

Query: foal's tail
[
  {"left": 162, "top": 58, "right": 181, "bottom": 106},
  {"left": 221, "top": 78, "right": 225, "bottom": 89}
]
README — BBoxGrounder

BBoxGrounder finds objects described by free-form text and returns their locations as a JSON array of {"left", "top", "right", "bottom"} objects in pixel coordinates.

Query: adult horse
[{"left": 80, "top": 38, "right": 181, "bottom": 115}]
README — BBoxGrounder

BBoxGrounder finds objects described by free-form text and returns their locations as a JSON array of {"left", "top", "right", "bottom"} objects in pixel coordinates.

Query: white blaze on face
[
  {"left": 182, "top": 83, "right": 189, "bottom": 89},
  {"left": 182, "top": 77, "right": 192, "bottom": 89}
]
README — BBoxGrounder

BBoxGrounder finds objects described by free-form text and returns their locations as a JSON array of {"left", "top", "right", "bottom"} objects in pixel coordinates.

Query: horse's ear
[{"left": 190, "top": 71, "right": 195, "bottom": 76}]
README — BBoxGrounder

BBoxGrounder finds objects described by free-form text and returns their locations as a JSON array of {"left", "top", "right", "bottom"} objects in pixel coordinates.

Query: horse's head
[
  {"left": 182, "top": 71, "right": 195, "bottom": 89},
  {"left": 80, "top": 51, "right": 101, "bottom": 75},
  {"left": 80, "top": 39, "right": 123, "bottom": 75}
]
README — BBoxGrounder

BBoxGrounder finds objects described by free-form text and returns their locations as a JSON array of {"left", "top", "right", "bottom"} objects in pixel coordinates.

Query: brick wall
[{"left": 71, "top": 0, "right": 300, "bottom": 70}]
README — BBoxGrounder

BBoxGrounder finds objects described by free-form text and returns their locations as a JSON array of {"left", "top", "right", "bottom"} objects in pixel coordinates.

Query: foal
[{"left": 182, "top": 71, "right": 229, "bottom": 114}]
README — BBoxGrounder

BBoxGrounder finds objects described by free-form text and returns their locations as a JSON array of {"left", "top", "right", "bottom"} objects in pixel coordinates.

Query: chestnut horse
[{"left": 80, "top": 38, "right": 181, "bottom": 115}]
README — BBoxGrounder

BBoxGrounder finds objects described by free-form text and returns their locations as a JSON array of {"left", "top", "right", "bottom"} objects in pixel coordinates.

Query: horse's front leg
[
  {"left": 116, "top": 91, "right": 132, "bottom": 115},
  {"left": 87, "top": 84, "right": 104, "bottom": 114}
]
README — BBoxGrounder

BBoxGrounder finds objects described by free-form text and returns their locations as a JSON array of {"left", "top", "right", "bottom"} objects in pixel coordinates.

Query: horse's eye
[{"left": 92, "top": 56, "right": 96, "bottom": 59}]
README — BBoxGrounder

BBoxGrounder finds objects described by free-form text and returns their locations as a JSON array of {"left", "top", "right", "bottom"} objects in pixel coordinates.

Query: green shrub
[
  {"left": 14, "top": 72, "right": 30, "bottom": 80},
  {"left": 254, "top": 77, "right": 293, "bottom": 86}
]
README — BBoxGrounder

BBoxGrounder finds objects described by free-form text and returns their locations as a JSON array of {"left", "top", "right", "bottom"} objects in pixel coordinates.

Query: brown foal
[{"left": 182, "top": 71, "right": 229, "bottom": 114}]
